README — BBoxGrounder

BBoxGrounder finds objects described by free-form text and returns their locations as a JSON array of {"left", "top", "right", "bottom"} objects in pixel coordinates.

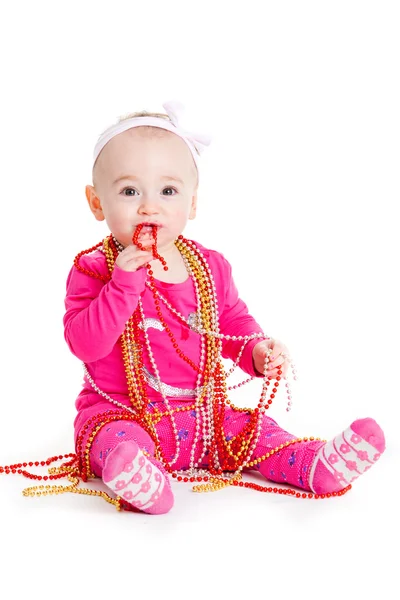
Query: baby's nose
[{"left": 138, "top": 198, "right": 160, "bottom": 213}]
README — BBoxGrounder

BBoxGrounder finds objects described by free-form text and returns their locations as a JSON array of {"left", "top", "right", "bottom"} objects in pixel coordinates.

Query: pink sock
[
  {"left": 309, "top": 417, "right": 385, "bottom": 494},
  {"left": 102, "top": 440, "right": 174, "bottom": 514}
]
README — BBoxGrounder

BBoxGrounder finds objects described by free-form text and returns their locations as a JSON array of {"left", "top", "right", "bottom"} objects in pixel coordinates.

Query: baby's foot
[
  {"left": 309, "top": 417, "right": 385, "bottom": 494},
  {"left": 102, "top": 440, "right": 174, "bottom": 514}
]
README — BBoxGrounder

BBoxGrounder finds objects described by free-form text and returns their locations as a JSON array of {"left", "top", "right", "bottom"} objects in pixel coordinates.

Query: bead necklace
[
  {"left": 0, "top": 226, "right": 352, "bottom": 509},
  {"left": 75, "top": 230, "right": 285, "bottom": 480},
  {"left": 91, "top": 231, "right": 299, "bottom": 479},
  {"left": 133, "top": 224, "right": 168, "bottom": 271}
]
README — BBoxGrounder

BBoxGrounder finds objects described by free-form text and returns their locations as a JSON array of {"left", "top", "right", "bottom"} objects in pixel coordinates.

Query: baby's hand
[
  {"left": 115, "top": 244, "right": 154, "bottom": 273},
  {"left": 252, "top": 338, "right": 290, "bottom": 379}
]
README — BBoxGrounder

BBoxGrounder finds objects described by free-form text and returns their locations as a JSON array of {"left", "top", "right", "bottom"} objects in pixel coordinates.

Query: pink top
[{"left": 63, "top": 240, "right": 266, "bottom": 444}]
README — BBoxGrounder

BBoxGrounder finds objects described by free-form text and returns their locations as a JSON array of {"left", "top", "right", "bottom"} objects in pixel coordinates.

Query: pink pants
[{"left": 82, "top": 400, "right": 322, "bottom": 491}]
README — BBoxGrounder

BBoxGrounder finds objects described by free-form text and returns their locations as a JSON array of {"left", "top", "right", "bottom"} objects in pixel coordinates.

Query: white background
[{"left": 0, "top": 1, "right": 398, "bottom": 598}]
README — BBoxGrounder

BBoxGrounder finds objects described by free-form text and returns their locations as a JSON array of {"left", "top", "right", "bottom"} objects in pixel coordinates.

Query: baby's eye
[
  {"left": 162, "top": 187, "right": 177, "bottom": 196},
  {"left": 122, "top": 187, "right": 138, "bottom": 196}
]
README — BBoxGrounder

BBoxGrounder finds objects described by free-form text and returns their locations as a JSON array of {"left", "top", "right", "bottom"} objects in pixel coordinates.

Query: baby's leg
[
  {"left": 89, "top": 419, "right": 174, "bottom": 514},
  {"left": 251, "top": 415, "right": 385, "bottom": 493},
  {"left": 247, "top": 415, "right": 322, "bottom": 489}
]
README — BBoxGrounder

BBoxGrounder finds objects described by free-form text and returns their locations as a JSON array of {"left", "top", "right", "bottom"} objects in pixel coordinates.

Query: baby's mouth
[
  {"left": 132, "top": 223, "right": 169, "bottom": 272},
  {"left": 137, "top": 223, "right": 161, "bottom": 234}
]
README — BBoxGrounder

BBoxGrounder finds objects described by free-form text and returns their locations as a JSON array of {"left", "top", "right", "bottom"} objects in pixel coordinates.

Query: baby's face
[{"left": 86, "top": 127, "right": 198, "bottom": 250}]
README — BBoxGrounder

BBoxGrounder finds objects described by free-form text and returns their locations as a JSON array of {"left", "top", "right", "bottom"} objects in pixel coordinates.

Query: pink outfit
[
  {"left": 64, "top": 239, "right": 385, "bottom": 512},
  {"left": 87, "top": 404, "right": 322, "bottom": 490},
  {"left": 64, "top": 241, "right": 265, "bottom": 444}
]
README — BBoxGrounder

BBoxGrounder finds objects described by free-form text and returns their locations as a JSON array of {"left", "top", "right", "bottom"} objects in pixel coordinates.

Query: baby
[{"left": 63, "top": 101, "right": 385, "bottom": 514}]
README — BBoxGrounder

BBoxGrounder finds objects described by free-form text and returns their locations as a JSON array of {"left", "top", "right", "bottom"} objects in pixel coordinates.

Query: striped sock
[
  {"left": 309, "top": 417, "right": 385, "bottom": 494},
  {"left": 102, "top": 440, "right": 174, "bottom": 514}
]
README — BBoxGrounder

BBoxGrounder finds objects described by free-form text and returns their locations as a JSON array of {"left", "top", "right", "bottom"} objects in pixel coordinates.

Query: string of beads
[{"left": 0, "top": 228, "right": 351, "bottom": 509}]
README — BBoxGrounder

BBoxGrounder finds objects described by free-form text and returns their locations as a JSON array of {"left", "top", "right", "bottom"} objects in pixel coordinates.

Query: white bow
[{"left": 162, "top": 100, "right": 212, "bottom": 155}]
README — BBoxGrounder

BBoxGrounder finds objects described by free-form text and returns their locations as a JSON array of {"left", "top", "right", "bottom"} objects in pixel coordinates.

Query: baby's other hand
[
  {"left": 252, "top": 338, "right": 290, "bottom": 379},
  {"left": 115, "top": 245, "right": 154, "bottom": 273}
]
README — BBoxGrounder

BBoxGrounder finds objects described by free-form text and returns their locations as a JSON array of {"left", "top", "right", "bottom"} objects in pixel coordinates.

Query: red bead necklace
[
  {"left": 132, "top": 223, "right": 169, "bottom": 271},
  {"left": 0, "top": 454, "right": 76, "bottom": 481}
]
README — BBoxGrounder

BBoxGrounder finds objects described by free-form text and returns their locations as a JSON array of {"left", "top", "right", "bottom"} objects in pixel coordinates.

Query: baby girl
[{"left": 63, "top": 101, "right": 385, "bottom": 514}]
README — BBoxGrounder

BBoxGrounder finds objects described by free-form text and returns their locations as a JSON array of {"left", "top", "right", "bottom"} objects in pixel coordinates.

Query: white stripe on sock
[
  {"left": 309, "top": 425, "right": 381, "bottom": 492},
  {"left": 107, "top": 450, "right": 145, "bottom": 491},
  {"left": 126, "top": 466, "right": 165, "bottom": 509},
  {"left": 343, "top": 427, "right": 380, "bottom": 462},
  {"left": 107, "top": 450, "right": 166, "bottom": 510}
]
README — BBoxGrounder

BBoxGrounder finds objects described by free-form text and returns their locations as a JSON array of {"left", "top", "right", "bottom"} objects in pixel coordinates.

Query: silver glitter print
[
  {"left": 143, "top": 366, "right": 202, "bottom": 398},
  {"left": 187, "top": 312, "right": 201, "bottom": 331},
  {"left": 139, "top": 318, "right": 165, "bottom": 332}
]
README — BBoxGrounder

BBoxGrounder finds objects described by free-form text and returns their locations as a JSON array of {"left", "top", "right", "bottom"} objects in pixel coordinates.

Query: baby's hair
[
  {"left": 92, "top": 110, "right": 171, "bottom": 186},
  {"left": 118, "top": 110, "right": 171, "bottom": 122},
  {"left": 92, "top": 109, "right": 198, "bottom": 188},
  {"left": 116, "top": 110, "right": 175, "bottom": 142}
]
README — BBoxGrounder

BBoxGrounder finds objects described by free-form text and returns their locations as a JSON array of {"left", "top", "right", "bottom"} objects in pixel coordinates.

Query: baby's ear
[
  {"left": 85, "top": 185, "right": 105, "bottom": 221},
  {"left": 188, "top": 192, "right": 197, "bottom": 220}
]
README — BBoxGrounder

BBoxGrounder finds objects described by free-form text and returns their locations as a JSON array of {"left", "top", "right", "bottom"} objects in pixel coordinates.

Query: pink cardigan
[{"left": 63, "top": 240, "right": 265, "bottom": 443}]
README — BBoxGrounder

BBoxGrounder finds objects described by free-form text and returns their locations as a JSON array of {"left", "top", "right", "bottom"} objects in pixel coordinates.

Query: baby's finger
[
  {"left": 138, "top": 231, "right": 154, "bottom": 242},
  {"left": 261, "top": 344, "right": 273, "bottom": 359},
  {"left": 122, "top": 250, "right": 153, "bottom": 264},
  {"left": 139, "top": 229, "right": 155, "bottom": 237},
  {"left": 271, "top": 339, "right": 284, "bottom": 354},
  {"left": 268, "top": 343, "right": 281, "bottom": 361},
  {"left": 123, "top": 241, "right": 147, "bottom": 250},
  {"left": 137, "top": 250, "right": 154, "bottom": 261},
  {"left": 267, "top": 365, "right": 283, "bottom": 377},
  {"left": 268, "top": 353, "right": 285, "bottom": 370},
  {"left": 266, "top": 367, "right": 281, "bottom": 379}
]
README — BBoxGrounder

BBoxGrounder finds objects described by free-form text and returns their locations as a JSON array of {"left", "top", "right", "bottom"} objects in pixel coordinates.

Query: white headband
[{"left": 93, "top": 100, "right": 212, "bottom": 171}]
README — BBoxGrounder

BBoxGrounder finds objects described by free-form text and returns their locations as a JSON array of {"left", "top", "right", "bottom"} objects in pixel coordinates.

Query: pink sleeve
[
  {"left": 63, "top": 252, "right": 147, "bottom": 362},
  {"left": 217, "top": 254, "right": 268, "bottom": 378}
]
